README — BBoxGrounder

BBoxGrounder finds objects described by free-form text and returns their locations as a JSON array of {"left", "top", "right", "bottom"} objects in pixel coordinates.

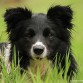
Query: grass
[
  {"left": 0, "top": 50, "right": 72, "bottom": 83},
  {"left": 0, "top": 0, "right": 83, "bottom": 83}
]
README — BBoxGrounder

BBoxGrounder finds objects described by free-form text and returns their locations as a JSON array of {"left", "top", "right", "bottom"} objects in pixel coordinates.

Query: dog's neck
[{"left": 28, "top": 58, "right": 52, "bottom": 77}]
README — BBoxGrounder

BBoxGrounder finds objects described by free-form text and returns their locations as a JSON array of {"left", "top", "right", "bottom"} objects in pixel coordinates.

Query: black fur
[{"left": 4, "top": 5, "right": 77, "bottom": 81}]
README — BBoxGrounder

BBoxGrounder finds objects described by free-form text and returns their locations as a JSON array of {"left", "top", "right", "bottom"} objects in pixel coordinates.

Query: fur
[{"left": 0, "top": 42, "right": 11, "bottom": 73}]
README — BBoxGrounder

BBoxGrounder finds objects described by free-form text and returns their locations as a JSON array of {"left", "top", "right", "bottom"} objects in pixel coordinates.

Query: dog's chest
[{"left": 28, "top": 58, "right": 52, "bottom": 77}]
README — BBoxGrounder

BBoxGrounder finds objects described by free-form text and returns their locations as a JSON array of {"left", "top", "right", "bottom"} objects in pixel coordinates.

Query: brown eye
[
  {"left": 48, "top": 33, "right": 54, "bottom": 39},
  {"left": 43, "top": 28, "right": 54, "bottom": 39},
  {"left": 25, "top": 29, "right": 35, "bottom": 38}
]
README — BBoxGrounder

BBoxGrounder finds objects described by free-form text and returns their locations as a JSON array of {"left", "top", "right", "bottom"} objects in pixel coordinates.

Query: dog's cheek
[
  {"left": 15, "top": 38, "right": 31, "bottom": 51},
  {"left": 46, "top": 37, "right": 60, "bottom": 57}
]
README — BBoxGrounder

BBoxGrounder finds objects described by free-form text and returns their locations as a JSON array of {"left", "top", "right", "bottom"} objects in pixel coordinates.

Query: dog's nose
[{"left": 33, "top": 45, "right": 44, "bottom": 55}]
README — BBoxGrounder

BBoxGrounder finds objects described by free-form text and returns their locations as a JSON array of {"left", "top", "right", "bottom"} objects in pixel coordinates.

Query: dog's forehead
[
  {"left": 23, "top": 13, "right": 54, "bottom": 31},
  {"left": 32, "top": 13, "right": 47, "bottom": 22},
  {"left": 30, "top": 13, "right": 51, "bottom": 28}
]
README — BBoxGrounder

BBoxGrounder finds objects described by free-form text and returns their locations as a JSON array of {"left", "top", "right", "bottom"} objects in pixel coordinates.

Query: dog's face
[
  {"left": 4, "top": 6, "right": 73, "bottom": 59},
  {"left": 15, "top": 14, "right": 60, "bottom": 59}
]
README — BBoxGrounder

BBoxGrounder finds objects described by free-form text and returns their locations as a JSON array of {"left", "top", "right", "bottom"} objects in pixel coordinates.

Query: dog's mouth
[
  {"left": 31, "top": 56, "right": 43, "bottom": 60},
  {"left": 36, "top": 57, "right": 43, "bottom": 60}
]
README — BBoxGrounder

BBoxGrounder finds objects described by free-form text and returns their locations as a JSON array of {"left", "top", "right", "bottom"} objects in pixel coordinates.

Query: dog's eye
[
  {"left": 43, "top": 28, "right": 54, "bottom": 39},
  {"left": 24, "top": 29, "right": 35, "bottom": 38},
  {"left": 48, "top": 33, "right": 54, "bottom": 39}
]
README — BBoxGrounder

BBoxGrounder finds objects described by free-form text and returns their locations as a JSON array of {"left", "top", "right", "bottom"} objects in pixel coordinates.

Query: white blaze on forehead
[{"left": 31, "top": 41, "right": 48, "bottom": 58}]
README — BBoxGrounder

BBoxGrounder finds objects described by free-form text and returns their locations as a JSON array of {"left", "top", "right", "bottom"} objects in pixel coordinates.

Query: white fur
[
  {"left": 31, "top": 41, "right": 47, "bottom": 58},
  {"left": 3, "top": 43, "right": 11, "bottom": 73}
]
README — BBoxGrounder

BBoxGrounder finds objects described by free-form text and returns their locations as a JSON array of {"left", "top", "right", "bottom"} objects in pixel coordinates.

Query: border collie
[{"left": 2, "top": 5, "right": 77, "bottom": 81}]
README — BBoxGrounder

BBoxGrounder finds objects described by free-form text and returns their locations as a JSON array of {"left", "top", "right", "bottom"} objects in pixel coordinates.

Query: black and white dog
[{"left": 1, "top": 5, "right": 77, "bottom": 81}]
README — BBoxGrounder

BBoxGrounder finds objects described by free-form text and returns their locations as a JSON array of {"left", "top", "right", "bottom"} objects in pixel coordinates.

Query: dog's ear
[
  {"left": 4, "top": 7, "right": 32, "bottom": 33},
  {"left": 47, "top": 5, "right": 73, "bottom": 29}
]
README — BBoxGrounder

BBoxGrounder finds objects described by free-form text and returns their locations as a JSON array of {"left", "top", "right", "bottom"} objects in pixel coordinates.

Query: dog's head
[{"left": 4, "top": 6, "right": 73, "bottom": 59}]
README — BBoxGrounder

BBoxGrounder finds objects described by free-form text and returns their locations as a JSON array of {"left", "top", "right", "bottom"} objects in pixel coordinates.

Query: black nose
[{"left": 33, "top": 45, "right": 44, "bottom": 55}]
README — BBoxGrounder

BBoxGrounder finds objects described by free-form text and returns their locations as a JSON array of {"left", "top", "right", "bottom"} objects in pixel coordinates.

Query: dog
[{"left": 3, "top": 5, "right": 77, "bottom": 81}]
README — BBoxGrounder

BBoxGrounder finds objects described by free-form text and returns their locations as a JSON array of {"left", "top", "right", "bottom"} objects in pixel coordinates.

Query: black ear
[
  {"left": 4, "top": 7, "right": 32, "bottom": 33},
  {"left": 47, "top": 5, "right": 73, "bottom": 29}
]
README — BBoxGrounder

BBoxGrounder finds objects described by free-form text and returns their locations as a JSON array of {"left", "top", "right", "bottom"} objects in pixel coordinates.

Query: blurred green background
[{"left": 0, "top": 0, "right": 83, "bottom": 80}]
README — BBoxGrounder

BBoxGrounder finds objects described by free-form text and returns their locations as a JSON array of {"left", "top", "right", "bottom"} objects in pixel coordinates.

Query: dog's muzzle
[
  {"left": 31, "top": 41, "right": 47, "bottom": 58},
  {"left": 33, "top": 45, "right": 44, "bottom": 55}
]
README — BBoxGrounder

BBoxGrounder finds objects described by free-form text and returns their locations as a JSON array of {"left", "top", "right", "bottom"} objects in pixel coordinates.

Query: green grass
[
  {"left": 0, "top": 50, "right": 72, "bottom": 83},
  {"left": 0, "top": 0, "right": 83, "bottom": 82}
]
